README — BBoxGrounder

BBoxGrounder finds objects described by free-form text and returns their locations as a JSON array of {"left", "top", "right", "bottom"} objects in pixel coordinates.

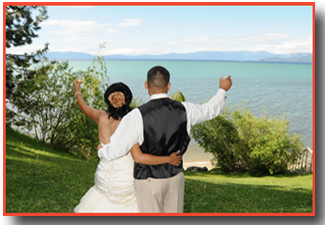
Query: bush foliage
[
  {"left": 191, "top": 103, "right": 304, "bottom": 176},
  {"left": 171, "top": 91, "right": 186, "bottom": 102},
  {"left": 7, "top": 51, "right": 109, "bottom": 160}
]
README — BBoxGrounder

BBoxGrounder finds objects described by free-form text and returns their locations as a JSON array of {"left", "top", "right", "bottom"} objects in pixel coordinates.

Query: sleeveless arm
[
  {"left": 97, "top": 109, "right": 143, "bottom": 161},
  {"left": 75, "top": 92, "right": 103, "bottom": 123}
]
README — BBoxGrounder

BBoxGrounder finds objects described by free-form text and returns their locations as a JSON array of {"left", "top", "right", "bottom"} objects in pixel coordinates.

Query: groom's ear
[
  {"left": 144, "top": 81, "right": 149, "bottom": 90},
  {"left": 167, "top": 82, "right": 171, "bottom": 91}
]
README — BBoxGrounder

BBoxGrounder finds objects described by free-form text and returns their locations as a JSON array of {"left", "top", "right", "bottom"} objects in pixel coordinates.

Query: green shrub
[
  {"left": 171, "top": 91, "right": 186, "bottom": 102},
  {"left": 191, "top": 103, "right": 304, "bottom": 176},
  {"left": 191, "top": 114, "right": 243, "bottom": 173},
  {"left": 53, "top": 60, "right": 108, "bottom": 160},
  {"left": 8, "top": 53, "right": 109, "bottom": 160}
]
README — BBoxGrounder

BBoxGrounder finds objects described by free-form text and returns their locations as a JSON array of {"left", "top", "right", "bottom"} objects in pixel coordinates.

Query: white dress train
[{"left": 74, "top": 149, "right": 139, "bottom": 213}]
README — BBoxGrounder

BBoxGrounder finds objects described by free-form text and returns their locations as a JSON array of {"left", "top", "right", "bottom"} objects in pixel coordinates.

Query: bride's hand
[
  {"left": 73, "top": 79, "right": 83, "bottom": 93},
  {"left": 97, "top": 144, "right": 103, "bottom": 152},
  {"left": 169, "top": 150, "right": 182, "bottom": 166}
]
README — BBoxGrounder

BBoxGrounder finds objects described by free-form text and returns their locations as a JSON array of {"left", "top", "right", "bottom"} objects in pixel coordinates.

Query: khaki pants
[{"left": 134, "top": 172, "right": 184, "bottom": 213}]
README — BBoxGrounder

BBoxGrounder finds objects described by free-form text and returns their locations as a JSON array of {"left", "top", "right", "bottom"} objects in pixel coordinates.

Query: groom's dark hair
[{"left": 147, "top": 66, "right": 170, "bottom": 88}]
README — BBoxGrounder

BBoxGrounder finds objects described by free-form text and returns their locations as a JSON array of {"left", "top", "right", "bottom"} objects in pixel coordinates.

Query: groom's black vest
[{"left": 134, "top": 98, "right": 191, "bottom": 179}]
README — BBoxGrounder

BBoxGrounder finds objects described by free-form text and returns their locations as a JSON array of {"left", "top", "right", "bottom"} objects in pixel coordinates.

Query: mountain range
[{"left": 44, "top": 51, "right": 312, "bottom": 63}]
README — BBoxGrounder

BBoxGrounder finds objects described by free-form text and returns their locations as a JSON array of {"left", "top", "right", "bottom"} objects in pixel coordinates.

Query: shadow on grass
[
  {"left": 184, "top": 177, "right": 313, "bottom": 213},
  {"left": 6, "top": 134, "right": 98, "bottom": 213},
  {"left": 185, "top": 168, "right": 313, "bottom": 178},
  {"left": 5, "top": 127, "right": 312, "bottom": 214},
  {"left": 6, "top": 127, "right": 84, "bottom": 160}
]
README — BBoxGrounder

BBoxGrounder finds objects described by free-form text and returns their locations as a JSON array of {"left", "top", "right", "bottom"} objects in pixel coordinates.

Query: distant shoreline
[
  {"left": 55, "top": 58, "right": 312, "bottom": 65},
  {"left": 43, "top": 50, "right": 313, "bottom": 64}
]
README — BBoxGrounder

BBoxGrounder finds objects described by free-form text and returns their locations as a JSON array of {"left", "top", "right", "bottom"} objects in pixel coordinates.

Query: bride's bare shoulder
[
  {"left": 98, "top": 112, "right": 120, "bottom": 125},
  {"left": 98, "top": 111, "right": 109, "bottom": 120}
]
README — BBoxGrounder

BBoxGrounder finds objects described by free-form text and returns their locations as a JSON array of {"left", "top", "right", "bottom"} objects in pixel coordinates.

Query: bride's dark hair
[{"left": 104, "top": 82, "right": 133, "bottom": 120}]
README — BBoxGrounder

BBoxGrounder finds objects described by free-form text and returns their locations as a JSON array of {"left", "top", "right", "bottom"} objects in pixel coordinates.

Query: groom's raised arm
[
  {"left": 182, "top": 76, "right": 232, "bottom": 133},
  {"left": 97, "top": 109, "right": 143, "bottom": 161},
  {"left": 182, "top": 89, "right": 226, "bottom": 130}
]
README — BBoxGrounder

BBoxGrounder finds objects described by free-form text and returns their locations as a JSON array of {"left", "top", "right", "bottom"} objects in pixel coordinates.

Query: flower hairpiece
[{"left": 108, "top": 91, "right": 125, "bottom": 108}]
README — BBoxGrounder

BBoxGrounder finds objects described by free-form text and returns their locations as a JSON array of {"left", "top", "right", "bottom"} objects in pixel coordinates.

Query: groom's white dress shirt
[{"left": 98, "top": 88, "right": 227, "bottom": 161}]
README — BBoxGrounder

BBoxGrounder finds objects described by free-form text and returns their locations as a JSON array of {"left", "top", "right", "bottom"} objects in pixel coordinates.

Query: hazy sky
[{"left": 7, "top": 4, "right": 313, "bottom": 55}]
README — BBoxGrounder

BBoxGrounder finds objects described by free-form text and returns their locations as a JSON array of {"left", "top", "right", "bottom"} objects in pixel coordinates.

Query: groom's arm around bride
[
  {"left": 97, "top": 73, "right": 232, "bottom": 162},
  {"left": 98, "top": 66, "right": 232, "bottom": 212}
]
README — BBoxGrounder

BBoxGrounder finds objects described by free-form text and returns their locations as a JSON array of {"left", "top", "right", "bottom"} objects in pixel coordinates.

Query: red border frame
[
  {"left": 3, "top": 2, "right": 316, "bottom": 217},
  {"left": 1, "top": 2, "right": 317, "bottom": 6}
]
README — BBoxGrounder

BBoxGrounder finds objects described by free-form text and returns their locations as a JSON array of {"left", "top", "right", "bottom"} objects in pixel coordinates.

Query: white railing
[{"left": 289, "top": 147, "right": 313, "bottom": 173}]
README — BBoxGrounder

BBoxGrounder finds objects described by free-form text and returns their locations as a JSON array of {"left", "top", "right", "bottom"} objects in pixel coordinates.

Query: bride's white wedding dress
[{"left": 74, "top": 144, "right": 139, "bottom": 213}]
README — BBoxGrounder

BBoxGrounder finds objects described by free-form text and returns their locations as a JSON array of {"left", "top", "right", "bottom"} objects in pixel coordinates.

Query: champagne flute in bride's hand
[{"left": 73, "top": 78, "right": 83, "bottom": 94}]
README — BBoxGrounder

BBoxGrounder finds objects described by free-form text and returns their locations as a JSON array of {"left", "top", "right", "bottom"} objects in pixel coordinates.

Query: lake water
[{"left": 68, "top": 60, "right": 313, "bottom": 163}]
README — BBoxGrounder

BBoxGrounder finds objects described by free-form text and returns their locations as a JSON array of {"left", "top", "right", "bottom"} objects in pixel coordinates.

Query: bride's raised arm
[
  {"left": 130, "top": 143, "right": 182, "bottom": 166},
  {"left": 73, "top": 79, "right": 104, "bottom": 124}
]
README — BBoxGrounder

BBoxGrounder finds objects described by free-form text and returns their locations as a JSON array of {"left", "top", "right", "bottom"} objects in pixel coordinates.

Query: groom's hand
[
  {"left": 97, "top": 144, "right": 103, "bottom": 152},
  {"left": 169, "top": 150, "right": 182, "bottom": 166},
  {"left": 219, "top": 75, "right": 232, "bottom": 91}
]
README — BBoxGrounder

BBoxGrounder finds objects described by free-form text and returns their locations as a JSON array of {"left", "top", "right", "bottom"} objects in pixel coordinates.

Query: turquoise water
[{"left": 68, "top": 60, "right": 313, "bottom": 162}]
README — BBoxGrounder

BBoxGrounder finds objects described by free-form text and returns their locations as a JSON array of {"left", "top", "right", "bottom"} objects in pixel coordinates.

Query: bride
[{"left": 72, "top": 80, "right": 181, "bottom": 212}]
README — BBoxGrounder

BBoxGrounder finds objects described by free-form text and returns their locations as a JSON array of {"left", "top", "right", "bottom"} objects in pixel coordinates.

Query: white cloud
[
  {"left": 43, "top": 19, "right": 110, "bottom": 35},
  {"left": 235, "top": 33, "right": 292, "bottom": 44},
  {"left": 167, "top": 41, "right": 179, "bottom": 45},
  {"left": 55, "top": 36, "right": 110, "bottom": 44},
  {"left": 101, "top": 47, "right": 149, "bottom": 55},
  {"left": 253, "top": 36, "right": 312, "bottom": 54},
  {"left": 7, "top": 18, "right": 311, "bottom": 57},
  {"left": 35, "top": 19, "right": 113, "bottom": 53},
  {"left": 106, "top": 29, "right": 120, "bottom": 33},
  {"left": 89, "top": 33, "right": 312, "bottom": 56},
  {"left": 116, "top": 18, "right": 144, "bottom": 27},
  {"left": 6, "top": 44, "right": 47, "bottom": 55},
  {"left": 6, "top": 17, "right": 146, "bottom": 55},
  {"left": 167, "top": 34, "right": 312, "bottom": 54}
]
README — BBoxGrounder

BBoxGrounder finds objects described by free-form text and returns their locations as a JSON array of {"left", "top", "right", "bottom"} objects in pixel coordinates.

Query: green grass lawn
[
  {"left": 183, "top": 171, "right": 313, "bottom": 213},
  {"left": 5, "top": 127, "right": 313, "bottom": 213},
  {"left": 5, "top": 127, "right": 98, "bottom": 213}
]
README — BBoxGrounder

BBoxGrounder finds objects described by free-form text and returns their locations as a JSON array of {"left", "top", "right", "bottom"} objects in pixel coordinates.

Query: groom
[{"left": 97, "top": 66, "right": 232, "bottom": 212}]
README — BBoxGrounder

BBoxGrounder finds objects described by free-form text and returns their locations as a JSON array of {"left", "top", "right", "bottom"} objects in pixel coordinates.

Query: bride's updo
[{"left": 104, "top": 82, "right": 133, "bottom": 120}]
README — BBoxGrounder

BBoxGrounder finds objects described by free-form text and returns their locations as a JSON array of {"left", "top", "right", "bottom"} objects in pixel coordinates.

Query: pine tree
[{"left": 6, "top": 6, "right": 49, "bottom": 106}]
